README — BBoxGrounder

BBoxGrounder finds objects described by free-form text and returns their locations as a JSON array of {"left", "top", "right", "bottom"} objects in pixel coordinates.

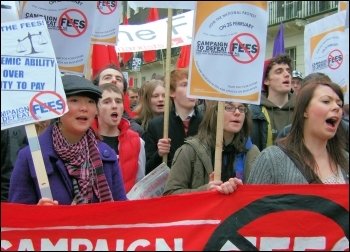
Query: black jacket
[
  {"left": 1, "top": 126, "right": 27, "bottom": 201},
  {"left": 143, "top": 106, "right": 203, "bottom": 174}
]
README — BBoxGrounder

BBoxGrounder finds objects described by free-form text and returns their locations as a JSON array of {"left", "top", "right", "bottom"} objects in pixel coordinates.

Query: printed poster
[
  {"left": 1, "top": 18, "right": 67, "bottom": 130},
  {"left": 92, "top": 1, "right": 121, "bottom": 45},
  {"left": 304, "top": 11, "right": 349, "bottom": 104},
  {"left": 188, "top": 2, "right": 268, "bottom": 104},
  {"left": 116, "top": 10, "right": 193, "bottom": 53},
  {"left": 20, "top": 1, "right": 96, "bottom": 75}
]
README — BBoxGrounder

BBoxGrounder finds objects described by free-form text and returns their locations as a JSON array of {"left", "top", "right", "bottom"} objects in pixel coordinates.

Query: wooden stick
[
  {"left": 162, "top": 8, "right": 173, "bottom": 164},
  {"left": 25, "top": 124, "right": 53, "bottom": 199},
  {"left": 214, "top": 101, "right": 224, "bottom": 181},
  {"left": 85, "top": 44, "right": 93, "bottom": 80}
]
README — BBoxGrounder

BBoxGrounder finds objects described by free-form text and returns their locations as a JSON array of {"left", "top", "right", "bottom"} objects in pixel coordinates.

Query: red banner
[
  {"left": 1, "top": 185, "right": 349, "bottom": 251},
  {"left": 142, "top": 8, "right": 159, "bottom": 63}
]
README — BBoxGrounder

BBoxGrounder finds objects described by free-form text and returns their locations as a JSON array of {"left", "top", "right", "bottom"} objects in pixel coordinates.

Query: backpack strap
[
  {"left": 185, "top": 138, "right": 213, "bottom": 176},
  {"left": 277, "top": 145, "right": 318, "bottom": 184},
  {"left": 261, "top": 106, "right": 273, "bottom": 147}
]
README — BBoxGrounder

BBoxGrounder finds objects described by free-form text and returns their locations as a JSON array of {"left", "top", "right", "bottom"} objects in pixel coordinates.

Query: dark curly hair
[{"left": 92, "top": 64, "right": 127, "bottom": 93}]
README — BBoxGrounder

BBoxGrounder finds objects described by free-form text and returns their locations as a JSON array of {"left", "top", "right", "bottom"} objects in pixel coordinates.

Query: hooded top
[{"left": 260, "top": 94, "right": 295, "bottom": 137}]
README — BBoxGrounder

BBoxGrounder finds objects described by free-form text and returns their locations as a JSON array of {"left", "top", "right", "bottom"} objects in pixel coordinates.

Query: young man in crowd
[
  {"left": 92, "top": 64, "right": 143, "bottom": 136},
  {"left": 249, "top": 54, "right": 295, "bottom": 151},
  {"left": 96, "top": 83, "right": 146, "bottom": 193},
  {"left": 143, "top": 69, "right": 203, "bottom": 174},
  {"left": 127, "top": 87, "right": 140, "bottom": 111}
]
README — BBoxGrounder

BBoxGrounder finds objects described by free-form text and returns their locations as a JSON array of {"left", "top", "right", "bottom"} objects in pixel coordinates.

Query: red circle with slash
[
  {"left": 230, "top": 32, "right": 260, "bottom": 64},
  {"left": 58, "top": 9, "right": 88, "bottom": 37},
  {"left": 29, "top": 91, "right": 66, "bottom": 120},
  {"left": 328, "top": 49, "right": 343, "bottom": 70},
  {"left": 97, "top": 1, "right": 117, "bottom": 15}
]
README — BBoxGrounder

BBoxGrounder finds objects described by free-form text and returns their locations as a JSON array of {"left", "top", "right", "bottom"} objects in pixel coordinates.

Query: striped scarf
[{"left": 52, "top": 124, "right": 113, "bottom": 204}]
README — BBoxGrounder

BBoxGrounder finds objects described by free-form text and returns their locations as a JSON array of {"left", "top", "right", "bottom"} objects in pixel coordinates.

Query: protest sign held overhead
[
  {"left": 116, "top": 10, "right": 193, "bottom": 53},
  {"left": 92, "top": 1, "right": 121, "bottom": 45},
  {"left": 188, "top": 2, "right": 268, "bottom": 104},
  {"left": 304, "top": 11, "right": 349, "bottom": 104},
  {"left": 1, "top": 18, "right": 67, "bottom": 130},
  {"left": 20, "top": 1, "right": 96, "bottom": 75}
]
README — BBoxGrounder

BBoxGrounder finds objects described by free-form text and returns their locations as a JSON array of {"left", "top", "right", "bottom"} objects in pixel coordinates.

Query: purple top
[{"left": 9, "top": 125, "right": 127, "bottom": 204}]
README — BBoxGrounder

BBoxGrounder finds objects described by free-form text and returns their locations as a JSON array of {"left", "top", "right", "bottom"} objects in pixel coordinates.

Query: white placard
[
  {"left": 92, "top": 1, "right": 121, "bottom": 45},
  {"left": 188, "top": 2, "right": 268, "bottom": 104},
  {"left": 116, "top": 11, "right": 193, "bottom": 53},
  {"left": 1, "top": 18, "right": 67, "bottom": 130},
  {"left": 304, "top": 11, "right": 348, "bottom": 104},
  {"left": 20, "top": 1, "right": 96, "bottom": 75}
]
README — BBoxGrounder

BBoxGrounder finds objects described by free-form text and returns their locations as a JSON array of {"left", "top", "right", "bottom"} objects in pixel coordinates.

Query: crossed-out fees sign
[
  {"left": 1, "top": 18, "right": 67, "bottom": 130},
  {"left": 188, "top": 2, "right": 268, "bottom": 104},
  {"left": 1, "top": 18, "right": 68, "bottom": 200}
]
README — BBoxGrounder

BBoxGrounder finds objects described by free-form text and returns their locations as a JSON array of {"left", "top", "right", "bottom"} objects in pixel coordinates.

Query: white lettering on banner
[
  {"left": 1, "top": 238, "right": 184, "bottom": 251},
  {"left": 116, "top": 11, "right": 194, "bottom": 53},
  {"left": 2, "top": 236, "right": 348, "bottom": 251},
  {"left": 221, "top": 236, "right": 349, "bottom": 250}
]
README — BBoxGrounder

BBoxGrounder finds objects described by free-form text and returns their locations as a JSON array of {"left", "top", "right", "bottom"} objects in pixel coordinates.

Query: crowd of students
[{"left": 1, "top": 54, "right": 349, "bottom": 205}]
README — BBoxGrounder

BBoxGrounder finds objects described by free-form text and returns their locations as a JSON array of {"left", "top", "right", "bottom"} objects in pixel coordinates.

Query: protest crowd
[{"left": 3, "top": 56, "right": 348, "bottom": 204}]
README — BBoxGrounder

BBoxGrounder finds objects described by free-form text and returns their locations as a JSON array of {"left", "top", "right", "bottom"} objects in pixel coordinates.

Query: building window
[{"left": 286, "top": 47, "right": 296, "bottom": 70}]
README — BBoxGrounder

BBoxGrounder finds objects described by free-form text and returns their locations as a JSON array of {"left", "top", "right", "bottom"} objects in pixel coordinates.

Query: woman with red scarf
[{"left": 9, "top": 75, "right": 127, "bottom": 205}]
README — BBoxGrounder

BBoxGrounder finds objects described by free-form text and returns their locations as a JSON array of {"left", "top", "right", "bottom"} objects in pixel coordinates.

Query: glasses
[{"left": 224, "top": 105, "right": 248, "bottom": 113}]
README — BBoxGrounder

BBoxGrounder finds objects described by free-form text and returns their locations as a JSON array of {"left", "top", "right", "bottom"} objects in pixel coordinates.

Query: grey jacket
[{"left": 247, "top": 145, "right": 349, "bottom": 184}]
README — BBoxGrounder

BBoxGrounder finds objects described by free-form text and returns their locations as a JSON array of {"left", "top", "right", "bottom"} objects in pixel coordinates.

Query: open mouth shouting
[
  {"left": 325, "top": 116, "right": 340, "bottom": 132},
  {"left": 111, "top": 112, "right": 119, "bottom": 121}
]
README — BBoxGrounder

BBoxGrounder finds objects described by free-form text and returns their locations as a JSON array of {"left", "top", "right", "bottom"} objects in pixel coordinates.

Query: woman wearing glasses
[{"left": 163, "top": 101, "right": 260, "bottom": 195}]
